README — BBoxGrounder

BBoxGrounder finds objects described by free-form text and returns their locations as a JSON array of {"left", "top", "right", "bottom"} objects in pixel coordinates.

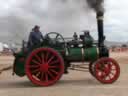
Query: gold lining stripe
[
  {"left": 66, "top": 48, "right": 69, "bottom": 56},
  {"left": 81, "top": 48, "right": 84, "bottom": 61},
  {"left": 97, "top": 16, "right": 104, "bottom": 20},
  {"left": 96, "top": 48, "right": 99, "bottom": 58}
]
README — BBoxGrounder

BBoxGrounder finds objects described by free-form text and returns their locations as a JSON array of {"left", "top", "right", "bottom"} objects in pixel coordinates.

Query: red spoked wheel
[
  {"left": 25, "top": 48, "right": 64, "bottom": 86},
  {"left": 94, "top": 57, "right": 120, "bottom": 84}
]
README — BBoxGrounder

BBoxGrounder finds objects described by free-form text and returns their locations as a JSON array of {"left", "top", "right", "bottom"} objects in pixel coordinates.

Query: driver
[{"left": 27, "top": 25, "right": 44, "bottom": 47}]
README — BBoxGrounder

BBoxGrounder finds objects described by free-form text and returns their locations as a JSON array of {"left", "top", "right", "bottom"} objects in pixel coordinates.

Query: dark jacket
[{"left": 28, "top": 31, "right": 43, "bottom": 47}]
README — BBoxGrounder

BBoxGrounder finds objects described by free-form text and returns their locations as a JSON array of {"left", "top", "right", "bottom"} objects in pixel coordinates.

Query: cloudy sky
[
  {"left": 0, "top": 0, "right": 128, "bottom": 43},
  {"left": 104, "top": 0, "right": 128, "bottom": 42}
]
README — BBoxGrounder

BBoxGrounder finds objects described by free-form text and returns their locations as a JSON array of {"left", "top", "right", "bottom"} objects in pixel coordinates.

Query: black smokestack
[{"left": 97, "top": 11, "right": 104, "bottom": 47}]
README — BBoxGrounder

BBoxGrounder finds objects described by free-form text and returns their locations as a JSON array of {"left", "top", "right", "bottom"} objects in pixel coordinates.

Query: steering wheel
[{"left": 45, "top": 32, "right": 66, "bottom": 48}]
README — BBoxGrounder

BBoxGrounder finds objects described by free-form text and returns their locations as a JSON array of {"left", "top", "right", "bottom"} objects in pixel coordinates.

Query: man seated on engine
[{"left": 27, "top": 25, "right": 44, "bottom": 49}]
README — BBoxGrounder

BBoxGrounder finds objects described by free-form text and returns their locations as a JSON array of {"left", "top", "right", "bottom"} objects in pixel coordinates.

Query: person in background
[
  {"left": 72, "top": 32, "right": 79, "bottom": 47},
  {"left": 73, "top": 32, "right": 78, "bottom": 41},
  {"left": 83, "top": 30, "right": 93, "bottom": 40},
  {"left": 27, "top": 25, "right": 44, "bottom": 48},
  {"left": 82, "top": 30, "right": 94, "bottom": 47}
]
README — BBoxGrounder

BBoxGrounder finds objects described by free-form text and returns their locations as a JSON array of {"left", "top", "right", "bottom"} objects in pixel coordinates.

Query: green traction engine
[{"left": 12, "top": 11, "right": 120, "bottom": 86}]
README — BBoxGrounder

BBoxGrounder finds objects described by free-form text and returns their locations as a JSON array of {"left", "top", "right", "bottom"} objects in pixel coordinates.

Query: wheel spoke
[
  {"left": 44, "top": 72, "right": 48, "bottom": 82},
  {"left": 41, "top": 72, "right": 44, "bottom": 81},
  {"left": 47, "top": 56, "right": 55, "bottom": 64},
  {"left": 100, "top": 72, "right": 106, "bottom": 79},
  {"left": 111, "top": 65, "right": 116, "bottom": 70},
  {"left": 49, "top": 59, "right": 59, "bottom": 65},
  {"left": 108, "top": 75, "right": 111, "bottom": 80},
  {"left": 50, "top": 69, "right": 59, "bottom": 75},
  {"left": 45, "top": 51, "right": 49, "bottom": 62},
  {"left": 41, "top": 53, "right": 45, "bottom": 64},
  {"left": 31, "top": 68, "right": 40, "bottom": 74},
  {"left": 34, "top": 54, "right": 42, "bottom": 63},
  {"left": 29, "top": 65, "right": 39, "bottom": 68},
  {"left": 35, "top": 72, "right": 40, "bottom": 77},
  {"left": 49, "top": 65, "right": 58, "bottom": 69},
  {"left": 32, "top": 60, "right": 41, "bottom": 65},
  {"left": 111, "top": 69, "right": 116, "bottom": 71},
  {"left": 47, "top": 71, "right": 55, "bottom": 79},
  {"left": 110, "top": 72, "right": 115, "bottom": 76}
]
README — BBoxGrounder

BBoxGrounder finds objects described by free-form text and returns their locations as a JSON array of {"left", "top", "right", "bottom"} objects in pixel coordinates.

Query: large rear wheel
[{"left": 25, "top": 48, "right": 64, "bottom": 86}]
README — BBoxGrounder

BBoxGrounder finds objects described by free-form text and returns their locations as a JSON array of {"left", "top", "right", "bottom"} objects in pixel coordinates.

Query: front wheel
[
  {"left": 25, "top": 48, "right": 64, "bottom": 86},
  {"left": 94, "top": 57, "right": 120, "bottom": 84}
]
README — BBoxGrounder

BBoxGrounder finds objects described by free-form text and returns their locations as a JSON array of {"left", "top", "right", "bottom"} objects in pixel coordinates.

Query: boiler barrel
[{"left": 66, "top": 46, "right": 98, "bottom": 62}]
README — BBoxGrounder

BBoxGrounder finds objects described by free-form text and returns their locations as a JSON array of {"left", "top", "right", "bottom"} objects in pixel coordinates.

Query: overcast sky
[
  {"left": 104, "top": 0, "right": 128, "bottom": 42},
  {"left": 0, "top": 0, "right": 128, "bottom": 43}
]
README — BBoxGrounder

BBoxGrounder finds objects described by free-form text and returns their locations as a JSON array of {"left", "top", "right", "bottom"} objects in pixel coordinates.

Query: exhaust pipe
[
  {"left": 96, "top": 11, "right": 104, "bottom": 47},
  {"left": 96, "top": 11, "right": 109, "bottom": 57}
]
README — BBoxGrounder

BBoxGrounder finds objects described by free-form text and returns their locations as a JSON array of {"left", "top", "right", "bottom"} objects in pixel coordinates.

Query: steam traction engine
[{"left": 13, "top": 12, "right": 120, "bottom": 86}]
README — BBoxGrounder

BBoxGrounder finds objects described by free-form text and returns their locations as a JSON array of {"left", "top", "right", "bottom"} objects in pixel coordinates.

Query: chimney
[{"left": 96, "top": 11, "right": 104, "bottom": 47}]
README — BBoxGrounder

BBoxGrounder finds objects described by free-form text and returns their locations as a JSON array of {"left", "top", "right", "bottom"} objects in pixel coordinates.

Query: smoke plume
[
  {"left": 86, "top": 0, "right": 104, "bottom": 12},
  {"left": 0, "top": 0, "right": 105, "bottom": 45}
]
